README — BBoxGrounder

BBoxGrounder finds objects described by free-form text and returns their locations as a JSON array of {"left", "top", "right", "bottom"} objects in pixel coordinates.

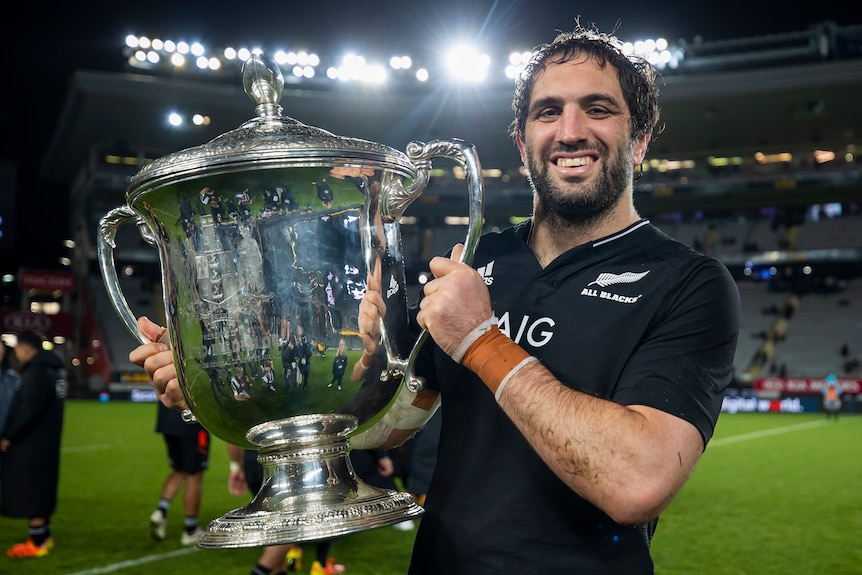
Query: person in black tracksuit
[{"left": 1, "top": 331, "right": 66, "bottom": 558}]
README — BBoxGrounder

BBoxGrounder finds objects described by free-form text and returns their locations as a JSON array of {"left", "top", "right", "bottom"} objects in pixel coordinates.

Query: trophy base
[
  {"left": 198, "top": 413, "right": 424, "bottom": 549},
  {"left": 199, "top": 483, "right": 421, "bottom": 548}
]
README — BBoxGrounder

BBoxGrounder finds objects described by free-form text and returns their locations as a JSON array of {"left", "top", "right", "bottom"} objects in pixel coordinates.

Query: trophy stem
[{"left": 199, "top": 413, "right": 423, "bottom": 548}]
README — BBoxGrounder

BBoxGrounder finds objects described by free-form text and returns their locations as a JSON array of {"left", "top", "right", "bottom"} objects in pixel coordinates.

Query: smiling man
[{"left": 355, "top": 24, "right": 741, "bottom": 573}]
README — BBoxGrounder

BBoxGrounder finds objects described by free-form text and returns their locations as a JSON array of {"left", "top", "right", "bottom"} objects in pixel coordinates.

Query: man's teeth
[{"left": 557, "top": 157, "right": 593, "bottom": 167}]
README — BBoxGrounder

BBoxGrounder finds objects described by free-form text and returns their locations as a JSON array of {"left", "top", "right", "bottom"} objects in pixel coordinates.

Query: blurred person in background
[
  {"left": 1, "top": 330, "right": 67, "bottom": 559},
  {"left": 149, "top": 401, "right": 209, "bottom": 545},
  {"left": 822, "top": 373, "right": 843, "bottom": 420},
  {"left": 0, "top": 342, "right": 21, "bottom": 474}
]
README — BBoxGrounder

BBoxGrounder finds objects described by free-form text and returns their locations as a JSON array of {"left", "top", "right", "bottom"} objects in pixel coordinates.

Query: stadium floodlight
[
  {"left": 416, "top": 68, "right": 429, "bottom": 82},
  {"left": 293, "top": 65, "right": 316, "bottom": 79},
  {"left": 224, "top": 47, "right": 238, "bottom": 60},
  {"left": 444, "top": 44, "right": 490, "bottom": 82},
  {"left": 505, "top": 50, "right": 533, "bottom": 79},
  {"left": 622, "top": 37, "right": 684, "bottom": 70},
  {"left": 190, "top": 42, "right": 205, "bottom": 57},
  {"left": 389, "top": 55, "right": 412, "bottom": 70},
  {"left": 170, "top": 53, "right": 186, "bottom": 67},
  {"left": 331, "top": 53, "right": 387, "bottom": 84},
  {"left": 167, "top": 112, "right": 183, "bottom": 127}
]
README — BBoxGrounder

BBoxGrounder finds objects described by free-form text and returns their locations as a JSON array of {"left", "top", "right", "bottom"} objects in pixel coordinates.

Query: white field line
[
  {"left": 708, "top": 418, "right": 853, "bottom": 448},
  {"left": 62, "top": 444, "right": 113, "bottom": 453},
  {"left": 65, "top": 547, "right": 199, "bottom": 575}
]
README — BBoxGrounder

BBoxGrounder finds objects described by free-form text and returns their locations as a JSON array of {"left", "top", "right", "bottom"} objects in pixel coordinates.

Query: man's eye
[
  {"left": 588, "top": 107, "right": 611, "bottom": 117},
  {"left": 537, "top": 108, "right": 560, "bottom": 119}
]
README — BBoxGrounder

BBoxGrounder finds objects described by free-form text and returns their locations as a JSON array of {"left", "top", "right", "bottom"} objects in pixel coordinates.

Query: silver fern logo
[{"left": 588, "top": 271, "right": 650, "bottom": 287}]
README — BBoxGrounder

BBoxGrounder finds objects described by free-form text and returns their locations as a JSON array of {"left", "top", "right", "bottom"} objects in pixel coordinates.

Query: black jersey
[{"left": 409, "top": 220, "right": 740, "bottom": 574}]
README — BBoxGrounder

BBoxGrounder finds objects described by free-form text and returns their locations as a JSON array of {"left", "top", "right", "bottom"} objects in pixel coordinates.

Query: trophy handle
[
  {"left": 394, "top": 139, "right": 485, "bottom": 392},
  {"left": 97, "top": 205, "right": 157, "bottom": 346},
  {"left": 98, "top": 205, "right": 198, "bottom": 423}
]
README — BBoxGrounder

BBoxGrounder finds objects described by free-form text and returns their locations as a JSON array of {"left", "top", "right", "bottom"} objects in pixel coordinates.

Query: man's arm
[{"left": 416, "top": 250, "right": 707, "bottom": 525}]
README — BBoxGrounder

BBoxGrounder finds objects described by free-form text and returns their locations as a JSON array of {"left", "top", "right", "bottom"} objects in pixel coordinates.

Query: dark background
[{"left": 2, "top": 0, "right": 860, "bottom": 271}]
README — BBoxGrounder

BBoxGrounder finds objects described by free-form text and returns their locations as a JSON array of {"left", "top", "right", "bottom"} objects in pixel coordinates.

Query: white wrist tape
[
  {"left": 494, "top": 356, "right": 537, "bottom": 402},
  {"left": 450, "top": 315, "right": 498, "bottom": 363}
]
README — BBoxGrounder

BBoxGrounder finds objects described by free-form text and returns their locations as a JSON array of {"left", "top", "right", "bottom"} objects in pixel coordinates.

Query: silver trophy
[{"left": 98, "top": 54, "right": 484, "bottom": 548}]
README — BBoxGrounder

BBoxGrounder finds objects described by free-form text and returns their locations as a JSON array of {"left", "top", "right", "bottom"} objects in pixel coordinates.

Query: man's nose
[{"left": 557, "top": 108, "right": 590, "bottom": 143}]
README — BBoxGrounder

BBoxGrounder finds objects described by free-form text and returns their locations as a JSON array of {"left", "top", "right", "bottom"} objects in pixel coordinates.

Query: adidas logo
[{"left": 477, "top": 261, "right": 495, "bottom": 285}]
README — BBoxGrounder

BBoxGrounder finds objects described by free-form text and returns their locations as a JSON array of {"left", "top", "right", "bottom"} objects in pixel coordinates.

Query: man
[
  {"left": 353, "top": 25, "right": 740, "bottom": 573},
  {"left": 1, "top": 331, "right": 67, "bottom": 559},
  {"left": 149, "top": 401, "right": 209, "bottom": 546},
  {"left": 132, "top": 25, "right": 739, "bottom": 573}
]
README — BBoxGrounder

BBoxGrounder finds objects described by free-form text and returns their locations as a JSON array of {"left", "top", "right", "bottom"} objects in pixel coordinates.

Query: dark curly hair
[{"left": 509, "top": 24, "right": 662, "bottom": 147}]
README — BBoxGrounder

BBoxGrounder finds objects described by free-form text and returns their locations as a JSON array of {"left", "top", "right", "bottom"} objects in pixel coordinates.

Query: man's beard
[{"left": 526, "top": 140, "right": 633, "bottom": 229}]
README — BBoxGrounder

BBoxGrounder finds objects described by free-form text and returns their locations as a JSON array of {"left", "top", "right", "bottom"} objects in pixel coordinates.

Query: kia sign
[
  {"left": 2, "top": 311, "right": 51, "bottom": 332},
  {"left": 0, "top": 310, "right": 73, "bottom": 336}
]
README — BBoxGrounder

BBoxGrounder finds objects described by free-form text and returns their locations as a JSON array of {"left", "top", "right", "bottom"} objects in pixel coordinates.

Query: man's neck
[{"left": 528, "top": 201, "right": 640, "bottom": 268}]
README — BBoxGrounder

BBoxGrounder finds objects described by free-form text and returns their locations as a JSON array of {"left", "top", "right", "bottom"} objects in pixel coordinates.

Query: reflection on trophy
[{"left": 98, "top": 54, "right": 484, "bottom": 548}]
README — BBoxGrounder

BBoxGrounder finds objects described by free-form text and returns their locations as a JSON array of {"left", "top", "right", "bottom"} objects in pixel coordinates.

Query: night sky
[{"left": 2, "top": 0, "right": 859, "bottom": 272}]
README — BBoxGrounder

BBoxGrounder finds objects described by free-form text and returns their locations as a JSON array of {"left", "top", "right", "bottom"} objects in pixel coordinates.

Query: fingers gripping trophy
[{"left": 98, "top": 54, "right": 484, "bottom": 548}]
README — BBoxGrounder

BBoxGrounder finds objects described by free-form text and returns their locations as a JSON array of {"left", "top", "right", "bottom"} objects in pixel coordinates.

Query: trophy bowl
[{"left": 97, "top": 54, "right": 484, "bottom": 548}]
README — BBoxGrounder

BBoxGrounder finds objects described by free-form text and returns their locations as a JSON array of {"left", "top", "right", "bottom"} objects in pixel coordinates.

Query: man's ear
[
  {"left": 633, "top": 134, "right": 651, "bottom": 166},
  {"left": 516, "top": 134, "right": 527, "bottom": 164}
]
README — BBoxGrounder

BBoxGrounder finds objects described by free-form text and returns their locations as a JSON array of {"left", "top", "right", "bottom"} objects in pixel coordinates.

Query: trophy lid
[{"left": 127, "top": 53, "right": 415, "bottom": 195}]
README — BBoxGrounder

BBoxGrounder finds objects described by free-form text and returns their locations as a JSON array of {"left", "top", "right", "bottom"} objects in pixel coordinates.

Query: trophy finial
[{"left": 242, "top": 54, "right": 284, "bottom": 116}]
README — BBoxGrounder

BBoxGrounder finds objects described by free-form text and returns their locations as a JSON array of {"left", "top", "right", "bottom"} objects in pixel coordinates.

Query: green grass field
[{"left": 1, "top": 402, "right": 860, "bottom": 574}]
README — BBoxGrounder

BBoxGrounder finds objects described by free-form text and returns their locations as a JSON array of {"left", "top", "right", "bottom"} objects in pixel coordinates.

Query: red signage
[
  {"left": 754, "top": 376, "right": 862, "bottom": 395},
  {"left": 0, "top": 311, "right": 74, "bottom": 336},
  {"left": 19, "top": 270, "right": 75, "bottom": 292}
]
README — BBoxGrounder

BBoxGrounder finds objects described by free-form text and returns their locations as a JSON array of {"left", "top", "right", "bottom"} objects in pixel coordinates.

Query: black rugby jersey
[{"left": 409, "top": 219, "right": 740, "bottom": 574}]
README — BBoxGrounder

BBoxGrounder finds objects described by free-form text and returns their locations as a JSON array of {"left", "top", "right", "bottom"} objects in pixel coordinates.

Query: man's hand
[
  {"left": 376, "top": 454, "right": 395, "bottom": 477},
  {"left": 128, "top": 316, "right": 187, "bottom": 409},
  {"left": 357, "top": 257, "right": 385, "bottom": 356},
  {"left": 353, "top": 258, "right": 386, "bottom": 382},
  {"left": 416, "top": 244, "right": 493, "bottom": 358}
]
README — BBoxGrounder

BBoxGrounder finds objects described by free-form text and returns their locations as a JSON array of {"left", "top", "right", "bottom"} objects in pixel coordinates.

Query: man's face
[
  {"left": 517, "top": 56, "right": 649, "bottom": 225},
  {"left": 14, "top": 344, "right": 36, "bottom": 365}
]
